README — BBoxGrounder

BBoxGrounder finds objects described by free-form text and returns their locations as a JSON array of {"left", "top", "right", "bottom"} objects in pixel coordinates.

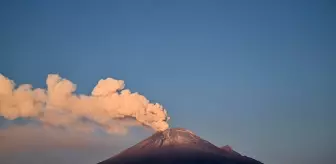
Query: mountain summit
[
  {"left": 121, "top": 128, "right": 221, "bottom": 154},
  {"left": 98, "top": 128, "right": 263, "bottom": 164},
  {"left": 130, "top": 128, "right": 202, "bottom": 148}
]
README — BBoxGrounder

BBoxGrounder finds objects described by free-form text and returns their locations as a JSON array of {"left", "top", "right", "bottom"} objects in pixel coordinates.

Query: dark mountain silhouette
[
  {"left": 220, "top": 145, "right": 242, "bottom": 156},
  {"left": 221, "top": 145, "right": 235, "bottom": 152},
  {"left": 97, "top": 128, "right": 263, "bottom": 164},
  {"left": 220, "top": 145, "right": 263, "bottom": 163}
]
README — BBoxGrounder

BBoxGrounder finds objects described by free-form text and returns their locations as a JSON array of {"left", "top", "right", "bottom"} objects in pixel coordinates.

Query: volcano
[{"left": 97, "top": 128, "right": 263, "bottom": 164}]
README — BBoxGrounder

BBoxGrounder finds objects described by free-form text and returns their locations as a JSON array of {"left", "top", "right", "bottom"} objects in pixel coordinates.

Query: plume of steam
[{"left": 0, "top": 74, "right": 170, "bottom": 134}]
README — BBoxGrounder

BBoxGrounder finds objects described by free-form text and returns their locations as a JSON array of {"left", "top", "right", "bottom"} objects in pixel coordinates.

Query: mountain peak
[
  {"left": 117, "top": 127, "right": 220, "bottom": 155},
  {"left": 98, "top": 127, "right": 264, "bottom": 164},
  {"left": 159, "top": 128, "right": 198, "bottom": 145},
  {"left": 127, "top": 128, "right": 206, "bottom": 150},
  {"left": 162, "top": 127, "right": 195, "bottom": 136}
]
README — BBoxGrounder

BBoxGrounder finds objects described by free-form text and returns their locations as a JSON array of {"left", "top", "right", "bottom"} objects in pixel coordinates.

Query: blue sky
[{"left": 0, "top": 1, "right": 335, "bottom": 164}]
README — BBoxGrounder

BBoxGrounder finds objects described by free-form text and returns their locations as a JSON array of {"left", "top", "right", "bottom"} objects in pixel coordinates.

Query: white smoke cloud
[{"left": 0, "top": 74, "right": 170, "bottom": 134}]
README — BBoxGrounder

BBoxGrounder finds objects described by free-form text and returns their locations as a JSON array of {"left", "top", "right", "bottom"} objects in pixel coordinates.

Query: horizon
[{"left": 1, "top": 1, "right": 335, "bottom": 164}]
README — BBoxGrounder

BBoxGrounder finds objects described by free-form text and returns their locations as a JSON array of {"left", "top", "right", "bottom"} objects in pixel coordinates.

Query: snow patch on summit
[
  {"left": 122, "top": 128, "right": 220, "bottom": 155},
  {"left": 160, "top": 128, "right": 199, "bottom": 145}
]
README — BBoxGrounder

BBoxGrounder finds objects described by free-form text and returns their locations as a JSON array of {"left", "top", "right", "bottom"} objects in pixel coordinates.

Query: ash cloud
[
  {"left": 0, "top": 124, "right": 133, "bottom": 164},
  {"left": 0, "top": 125, "right": 118, "bottom": 153},
  {"left": 0, "top": 74, "right": 170, "bottom": 134}
]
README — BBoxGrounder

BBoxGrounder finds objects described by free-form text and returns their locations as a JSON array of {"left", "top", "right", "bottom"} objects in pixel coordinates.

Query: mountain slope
[{"left": 98, "top": 128, "right": 263, "bottom": 164}]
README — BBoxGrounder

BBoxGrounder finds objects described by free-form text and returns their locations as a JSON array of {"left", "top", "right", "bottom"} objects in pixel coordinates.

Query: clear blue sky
[{"left": 0, "top": 1, "right": 335, "bottom": 164}]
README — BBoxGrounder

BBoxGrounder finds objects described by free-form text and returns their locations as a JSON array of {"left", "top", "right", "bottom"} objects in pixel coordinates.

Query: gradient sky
[{"left": 0, "top": 0, "right": 335, "bottom": 164}]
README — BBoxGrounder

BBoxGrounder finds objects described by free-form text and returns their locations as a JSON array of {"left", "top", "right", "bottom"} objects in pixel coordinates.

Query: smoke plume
[{"left": 0, "top": 74, "right": 170, "bottom": 134}]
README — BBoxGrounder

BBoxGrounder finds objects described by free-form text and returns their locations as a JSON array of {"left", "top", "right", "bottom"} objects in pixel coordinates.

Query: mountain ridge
[{"left": 98, "top": 128, "right": 263, "bottom": 164}]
